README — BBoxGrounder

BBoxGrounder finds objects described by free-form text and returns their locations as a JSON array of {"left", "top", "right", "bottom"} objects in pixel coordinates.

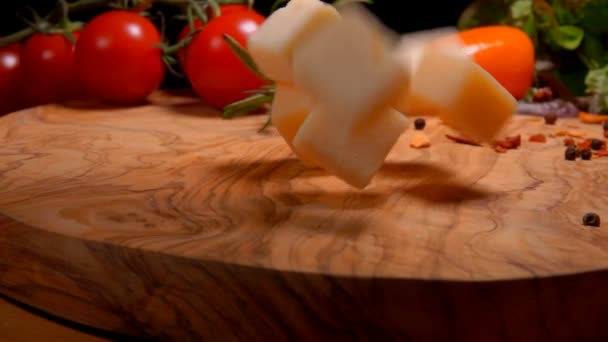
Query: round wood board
[{"left": 1, "top": 91, "right": 608, "bottom": 340}]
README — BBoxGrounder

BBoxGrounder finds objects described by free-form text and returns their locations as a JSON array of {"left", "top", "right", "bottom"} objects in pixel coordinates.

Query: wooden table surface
[
  {"left": 1, "top": 92, "right": 608, "bottom": 340},
  {"left": 0, "top": 295, "right": 110, "bottom": 342}
]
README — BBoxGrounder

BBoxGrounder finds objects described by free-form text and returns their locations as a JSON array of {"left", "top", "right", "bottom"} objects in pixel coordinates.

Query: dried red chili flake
[
  {"left": 563, "top": 138, "right": 575, "bottom": 146},
  {"left": 578, "top": 139, "right": 593, "bottom": 151},
  {"left": 594, "top": 150, "right": 608, "bottom": 158},
  {"left": 604, "top": 130, "right": 608, "bottom": 138},
  {"left": 507, "top": 135, "right": 522, "bottom": 147},
  {"left": 445, "top": 134, "right": 481, "bottom": 146},
  {"left": 577, "top": 138, "right": 606, "bottom": 151},
  {"left": 552, "top": 130, "right": 568, "bottom": 137},
  {"left": 494, "top": 145, "right": 508, "bottom": 153},
  {"left": 552, "top": 129, "right": 586, "bottom": 138},
  {"left": 568, "top": 130, "right": 586, "bottom": 138},
  {"left": 529, "top": 134, "right": 547, "bottom": 143},
  {"left": 494, "top": 135, "right": 521, "bottom": 150}
]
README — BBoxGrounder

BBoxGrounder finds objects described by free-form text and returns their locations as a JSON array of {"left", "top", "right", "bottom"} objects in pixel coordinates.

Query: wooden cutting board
[{"left": 1, "top": 91, "right": 608, "bottom": 340}]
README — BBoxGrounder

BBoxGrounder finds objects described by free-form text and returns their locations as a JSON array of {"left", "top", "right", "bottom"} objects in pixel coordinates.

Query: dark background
[{"left": 0, "top": 0, "right": 472, "bottom": 36}]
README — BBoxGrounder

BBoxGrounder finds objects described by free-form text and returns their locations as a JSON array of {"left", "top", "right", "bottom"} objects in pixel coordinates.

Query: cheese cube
[
  {"left": 247, "top": 0, "right": 340, "bottom": 83},
  {"left": 293, "top": 106, "right": 408, "bottom": 188},
  {"left": 394, "top": 27, "right": 464, "bottom": 73},
  {"left": 272, "top": 83, "right": 315, "bottom": 144},
  {"left": 291, "top": 6, "right": 409, "bottom": 124},
  {"left": 271, "top": 83, "right": 318, "bottom": 167},
  {"left": 285, "top": 4, "right": 410, "bottom": 187},
  {"left": 392, "top": 28, "right": 467, "bottom": 116},
  {"left": 407, "top": 48, "right": 516, "bottom": 142}
]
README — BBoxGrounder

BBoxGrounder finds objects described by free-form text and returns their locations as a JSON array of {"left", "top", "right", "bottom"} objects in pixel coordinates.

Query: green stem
[
  {"left": 207, "top": 0, "right": 222, "bottom": 18},
  {"left": 187, "top": 4, "right": 195, "bottom": 30},
  {"left": 0, "top": 0, "right": 113, "bottom": 47},
  {"left": 158, "top": 29, "right": 199, "bottom": 55},
  {"left": 188, "top": 0, "right": 208, "bottom": 24},
  {"left": 59, "top": 0, "right": 76, "bottom": 43},
  {"left": 65, "top": 0, "right": 115, "bottom": 13},
  {"left": 0, "top": 0, "right": 249, "bottom": 47},
  {"left": 0, "top": 28, "right": 34, "bottom": 46}
]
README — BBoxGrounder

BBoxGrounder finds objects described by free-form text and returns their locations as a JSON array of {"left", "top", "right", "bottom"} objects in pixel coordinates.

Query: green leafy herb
[
  {"left": 578, "top": 0, "right": 608, "bottom": 35},
  {"left": 585, "top": 65, "right": 608, "bottom": 113},
  {"left": 549, "top": 25, "right": 584, "bottom": 50},
  {"left": 579, "top": 34, "right": 607, "bottom": 69},
  {"left": 457, "top": 0, "right": 608, "bottom": 113}
]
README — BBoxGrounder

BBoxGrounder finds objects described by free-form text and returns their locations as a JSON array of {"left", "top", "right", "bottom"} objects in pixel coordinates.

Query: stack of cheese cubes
[{"left": 247, "top": 0, "right": 517, "bottom": 189}]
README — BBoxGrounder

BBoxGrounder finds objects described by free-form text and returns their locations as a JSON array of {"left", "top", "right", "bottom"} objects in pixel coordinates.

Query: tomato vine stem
[
  {"left": 0, "top": 0, "right": 111, "bottom": 47},
  {"left": 0, "top": 0, "right": 248, "bottom": 47}
]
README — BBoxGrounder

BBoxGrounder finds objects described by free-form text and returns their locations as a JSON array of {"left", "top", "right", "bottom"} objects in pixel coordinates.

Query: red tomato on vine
[
  {"left": 21, "top": 32, "right": 81, "bottom": 107},
  {"left": 184, "top": 9, "right": 268, "bottom": 110},
  {"left": 0, "top": 43, "right": 23, "bottom": 114},
  {"left": 176, "top": 4, "right": 250, "bottom": 72},
  {"left": 74, "top": 10, "right": 165, "bottom": 105}
]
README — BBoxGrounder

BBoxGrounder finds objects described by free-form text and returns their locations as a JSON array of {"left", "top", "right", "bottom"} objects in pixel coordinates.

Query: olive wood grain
[
  {"left": 1, "top": 91, "right": 607, "bottom": 340},
  {"left": 0, "top": 295, "right": 111, "bottom": 342}
]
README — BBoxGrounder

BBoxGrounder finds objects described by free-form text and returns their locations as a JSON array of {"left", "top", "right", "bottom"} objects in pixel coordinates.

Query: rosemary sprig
[
  {"left": 223, "top": 93, "right": 274, "bottom": 119},
  {"left": 222, "top": 34, "right": 273, "bottom": 83},
  {"left": 221, "top": 32, "right": 276, "bottom": 126}
]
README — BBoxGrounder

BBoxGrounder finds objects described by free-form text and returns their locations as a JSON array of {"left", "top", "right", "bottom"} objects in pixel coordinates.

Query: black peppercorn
[
  {"left": 544, "top": 113, "right": 557, "bottom": 125},
  {"left": 581, "top": 149, "right": 592, "bottom": 160},
  {"left": 591, "top": 139, "right": 603, "bottom": 150},
  {"left": 414, "top": 118, "right": 426, "bottom": 130},
  {"left": 583, "top": 212, "right": 601, "bottom": 227},
  {"left": 565, "top": 146, "right": 577, "bottom": 160}
]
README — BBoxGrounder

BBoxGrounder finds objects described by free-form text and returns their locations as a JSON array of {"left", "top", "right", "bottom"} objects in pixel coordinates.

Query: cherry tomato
[
  {"left": 0, "top": 43, "right": 23, "bottom": 114},
  {"left": 74, "top": 10, "right": 165, "bottom": 105},
  {"left": 21, "top": 32, "right": 81, "bottom": 107},
  {"left": 185, "top": 10, "right": 268, "bottom": 110},
  {"left": 458, "top": 25, "right": 535, "bottom": 100},
  {"left": 176, "top": 5, "right": 250, "bottom": 72}
]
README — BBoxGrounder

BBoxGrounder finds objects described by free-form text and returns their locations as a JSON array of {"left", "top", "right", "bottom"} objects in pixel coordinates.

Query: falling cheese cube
[
  {"left": 293, "top": 106, "right": 408, "bottom": 188},
  {"left": 287, "top": 6, "right": 410, "bottom": 188},
  {"left": 271, "top": 83, "right": 318, "bottom": 167},
  {"left": 291, "top": 5, "right": 409, "bottom": 123},
  {"left": 400, "top": 48, "right": 516, "bottom": 143},
  {"left": 392, "top": 28, "right": 468, "bottom": 116},
  {"left": 247, "top": 0, "right": 340, "bottom": 83},
  {"left": 272, "top": 83, "right": 315, "bottom": 144},
  {"left": 394, "top": 27, "right": 463, "bottom": 73}
]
